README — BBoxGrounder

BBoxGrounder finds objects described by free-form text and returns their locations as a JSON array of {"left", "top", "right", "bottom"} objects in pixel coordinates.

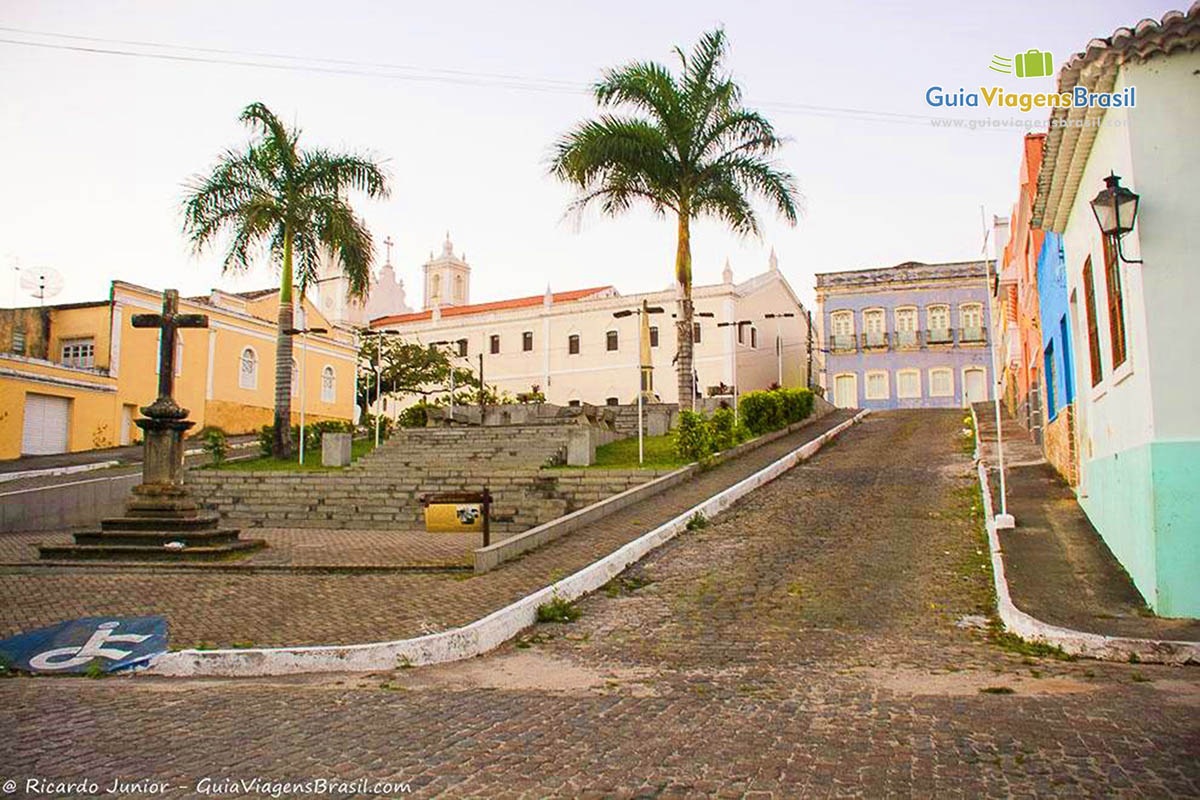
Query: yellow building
[{"left": 0, "top": 280, "right": 357, "bottom": 459}]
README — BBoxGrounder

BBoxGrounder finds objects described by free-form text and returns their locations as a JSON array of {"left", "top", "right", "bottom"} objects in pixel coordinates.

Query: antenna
[{"left": 19, "top": 266, "right": 64, "bottom": 305}]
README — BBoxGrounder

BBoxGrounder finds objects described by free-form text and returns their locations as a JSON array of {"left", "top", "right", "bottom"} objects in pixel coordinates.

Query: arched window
[
  {"left": 606, "top": 330, "right": 619, "bottom": 351},
  {"left": 926, "top": 305, "right": 951, "bottom": 343},
  {"left": 430, "top": 273, "right": 441, "bottom": 301},
  {"left": 454, "top": 274, "right": 465, "bottom": 302},
  {"left": 894, "top": 307, "right": 918, "bottom": 348},
  {"left": 830, "top": 311, "right": 855, "bottom": 351},
  {"left": 568, "top": 333, "right": 580, "bottom": 355},
  {"left": 239, "top": 347, "right": 258, "bottom": 389},
  {"left": 321, "top": 365, "right": 336, "bottom": 403},
  {"left": 960, "top": 303, "right": 984, "bottom": 342}
]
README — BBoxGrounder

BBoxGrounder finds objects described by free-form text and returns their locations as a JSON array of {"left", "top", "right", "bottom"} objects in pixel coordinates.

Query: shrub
[
  {"left": 397, "top": 403, "right": 428, "bottom": 429},
  {"left": 674, "top": 410, "right": 716, "bottom": 463},
  {"left": 258, "top": 425, "right": 274, "bottom": 457},
  {"left": 739, "top": 390, "right": 783, "bottom": 435},
  {"left": 778, "top": 388, "right": 814, "bottom": 424},
  {"left": 536, "top": 593, "right": 581, "bottom": 623},
  {"left": 710, "top": 407, "right": 738, "bottom": 452},
  {"left": 202, "top": 429, "right": 228, "bottom": 466}
]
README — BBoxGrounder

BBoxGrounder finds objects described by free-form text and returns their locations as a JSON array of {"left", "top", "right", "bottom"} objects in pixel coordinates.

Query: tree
[
  {"left": 550, "top": 29, "right": 799, "bottom": 411},
  {"left": 356, "top": 338, "right": 480, "bottom": 420},
  {"left": 182, "top": 102, "right": 389, "bottom": 457}
]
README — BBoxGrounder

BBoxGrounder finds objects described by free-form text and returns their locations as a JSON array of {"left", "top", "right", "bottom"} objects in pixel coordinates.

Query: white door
[
  {"left": 964, "top": 368, "right": 987, "bottom": 406},
  {"left": 21, "top": 393, "right": 70, "bottom": 455},
  {"left": 833, "top": 374, "right": 857, "bottom": 408},
  {"left": 120, "top": 405, "right": 134, "bottom": 446}
]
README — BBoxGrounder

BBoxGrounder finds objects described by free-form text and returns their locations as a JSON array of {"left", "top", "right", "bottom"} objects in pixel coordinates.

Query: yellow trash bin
[{"left": 424, "top": 502, "right": 484, "bottom": 532}]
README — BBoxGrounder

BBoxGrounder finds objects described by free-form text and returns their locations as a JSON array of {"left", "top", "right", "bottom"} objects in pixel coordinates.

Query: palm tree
[
  {"left": 551, "top": 29, "right": 799, "bottom": 411},
  {"left": 183, "top": 102, "right": 389, "bottom": 457}
]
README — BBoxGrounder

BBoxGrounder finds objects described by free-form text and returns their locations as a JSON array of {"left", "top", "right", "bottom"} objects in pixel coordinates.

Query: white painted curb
[
  {"left": 149, "top": 410, "right": 869, "bottom": 677},
  {"left": 0, "top": 460, "right": 121, "bottom": 483},
  {"left": 970, "top": 407, "right": 1199, "bottom": 665}
]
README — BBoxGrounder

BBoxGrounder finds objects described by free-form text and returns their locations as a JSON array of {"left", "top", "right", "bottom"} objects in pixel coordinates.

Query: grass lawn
[
  {"left": 209, "top": 437, "right": 378, "bottom": 471},
  {"left": 587, "top": 434, "right": 690, "bottom": 470}
]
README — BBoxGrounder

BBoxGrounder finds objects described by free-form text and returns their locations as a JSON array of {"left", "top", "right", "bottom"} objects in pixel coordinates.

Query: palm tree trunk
[
  {"left": 273, "top": 226, "right": 295, "bottom": 458},
  {"left": 674, "top": 212, "right": 695, "bottom": 413}
]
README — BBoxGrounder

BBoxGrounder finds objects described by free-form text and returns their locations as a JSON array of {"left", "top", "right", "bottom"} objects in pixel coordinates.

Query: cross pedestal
[{"left": 39, "top": 290, "right": 265, "bottom": 562}]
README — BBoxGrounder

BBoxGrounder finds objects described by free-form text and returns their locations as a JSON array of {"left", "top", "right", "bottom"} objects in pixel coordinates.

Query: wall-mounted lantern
[{"left": 1089, "top": 172, "right": 1143, "bottom": 264}]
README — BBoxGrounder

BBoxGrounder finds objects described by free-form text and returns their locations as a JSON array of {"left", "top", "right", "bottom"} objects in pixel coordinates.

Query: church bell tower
[{"left": 422, "top": 232, "right": 471, "bottom": 310}]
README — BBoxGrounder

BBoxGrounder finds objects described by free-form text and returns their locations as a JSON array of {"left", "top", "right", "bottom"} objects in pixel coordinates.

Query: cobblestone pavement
[
  {"left": 0, "top": 411, "right": 850, "bottom": 649},
  {"left": 2, "top": 410, "right": 1197, "bottom": 798}
]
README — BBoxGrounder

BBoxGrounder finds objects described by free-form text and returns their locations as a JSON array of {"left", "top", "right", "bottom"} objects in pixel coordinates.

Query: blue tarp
[{"left": 0, "top": 616, "right": 168, "bottom": 674}]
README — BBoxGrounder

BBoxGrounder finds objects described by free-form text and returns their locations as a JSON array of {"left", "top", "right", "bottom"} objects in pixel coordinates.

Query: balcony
[
  {"left": 829, "top": 334, "right": 857, "bottom": 353},
  {"left": 861, "top": 331, "right": 888, "bottom": 350},
  {"left": 959, "top": 326, "right": 987, "bottom": 344},
  {"left": 925, "top": 327, "right": 953, "bottom": 345},
  {"left": 894, "top": 330, "right": 920, "bottom": 349}
]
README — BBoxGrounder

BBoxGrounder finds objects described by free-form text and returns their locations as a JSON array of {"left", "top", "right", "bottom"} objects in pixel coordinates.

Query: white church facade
[{"left": 360, "top": 235, "right": 814, "bottom": 412}]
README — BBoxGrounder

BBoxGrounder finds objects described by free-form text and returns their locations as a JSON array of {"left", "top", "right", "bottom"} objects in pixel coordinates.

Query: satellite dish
[{"left": 19, "top": 266, "right": 64, "bottom": 305}]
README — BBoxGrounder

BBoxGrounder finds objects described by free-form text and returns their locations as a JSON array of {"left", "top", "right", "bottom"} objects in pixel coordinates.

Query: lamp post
[
  {"left": 764, "top": 312, "right": 796, "bottom": 386},
  {"left": 614, "top": 301, "right": 665, "bottom": 465},
  {"left": 429, "top": 340, "right": 462, "bottom": 423},
  {"left": 360, "top": 328, "right": 400, "bottom": 447},
  {"left": 283, "top": 320, "right": 328, "bottom": 466},
  {"left": 1089, "top": 172, "right": 1143, "bottom": 264}
]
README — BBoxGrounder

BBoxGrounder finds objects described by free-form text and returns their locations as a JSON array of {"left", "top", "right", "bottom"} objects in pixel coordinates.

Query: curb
[
  {"left": 970, "top": 406, "right": 1200, "bottom": 665},
  {"left": 147, "top": 410, "right": 869, "bottom": 677}
]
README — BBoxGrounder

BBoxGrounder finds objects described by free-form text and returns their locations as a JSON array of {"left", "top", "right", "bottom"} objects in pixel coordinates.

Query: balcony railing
[
  {"left": 926, "top": 327, "right": 953, "bottom": 345},
  {"left": 861, "top": 331, "right": 888, "bottom": 350},
  {"left": 829, "top": 334, "right": 857, "bottom": 352},
  {"left": 959, "top": 326, "right": 987, "bottom": 344},
  {"left": 894, "top": 330, "right": 920, "bottom": 349}
]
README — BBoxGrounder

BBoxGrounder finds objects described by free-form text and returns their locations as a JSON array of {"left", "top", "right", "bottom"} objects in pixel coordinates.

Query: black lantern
[{"left": 1089, "top": 173, "right": 1143, "bottom": 263}]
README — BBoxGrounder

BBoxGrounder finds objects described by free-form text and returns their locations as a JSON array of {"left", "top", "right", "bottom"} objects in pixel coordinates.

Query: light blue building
[
  {"left": 1035, "top": 232, "right": 1079, "bottom": 484},
  {"left": 814, "top": 261, "right": 994, "bottom": 410}
]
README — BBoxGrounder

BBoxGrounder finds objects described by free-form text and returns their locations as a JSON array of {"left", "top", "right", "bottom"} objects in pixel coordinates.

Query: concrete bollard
[{"left": 321, "top": 432, "right": 352, "bottom": 467}]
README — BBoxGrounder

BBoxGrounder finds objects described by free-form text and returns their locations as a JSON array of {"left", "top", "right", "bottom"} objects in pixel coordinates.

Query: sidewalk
[
  {"left": 973, "top": 403, "right": 1200, "bottom": 642},
  {"left": 0, "top": 410, "right": 853, "bottom": 650}
]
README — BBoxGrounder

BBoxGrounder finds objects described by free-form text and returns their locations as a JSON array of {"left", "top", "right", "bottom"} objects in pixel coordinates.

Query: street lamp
[
  {"left": 360, "top": 328, "right": 400, "bottom": 447},
  {"left": 283, "top": 322, "right": 328, "bottom": 465},
  {"left": 614, "top": 302, "right": 665, "bottom": 465},
  {"left": 429, "top": 340, "right": 464, "bottom": 422},
  {"left": 763, "top": 312, "right": 796, "bottom": 386},
  {"left": 1089, "top": 173, "right": 1143, "bottom": 264}
]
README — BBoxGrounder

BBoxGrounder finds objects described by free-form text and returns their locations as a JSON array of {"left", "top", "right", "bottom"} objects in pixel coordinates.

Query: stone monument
[{"left": 39, "top": 289, "right": 266, "bottom": 561}]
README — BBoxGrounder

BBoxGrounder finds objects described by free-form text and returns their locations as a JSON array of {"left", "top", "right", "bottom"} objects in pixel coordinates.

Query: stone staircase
[{"left": 188, "top": 424, "right": 668, "bottom": 533}]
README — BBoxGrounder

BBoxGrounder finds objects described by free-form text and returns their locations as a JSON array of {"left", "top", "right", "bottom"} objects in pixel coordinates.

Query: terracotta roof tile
[{"left": 370, "top": 286, "right": 615, "bottom": 327}]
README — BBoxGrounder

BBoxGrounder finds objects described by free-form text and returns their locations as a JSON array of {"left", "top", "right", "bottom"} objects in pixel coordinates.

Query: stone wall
[{"left": 1043, "top": 403, "right": 1078, "bottom": 486}]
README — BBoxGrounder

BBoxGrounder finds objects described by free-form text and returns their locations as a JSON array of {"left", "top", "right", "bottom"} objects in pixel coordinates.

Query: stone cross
[
  {"left": 383, "top": 235, "right": 394, "bottom": 265},
  {"left": 132, "top": 289, "right": 207, "bottom": 417}
]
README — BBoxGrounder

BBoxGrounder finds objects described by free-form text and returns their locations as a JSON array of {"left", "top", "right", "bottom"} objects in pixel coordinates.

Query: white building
[
  {"left": 367, "top": 240, "right": 814, "bottom": 410},
  {"left": 1032, "top": 5, "right": 1199, "bottom": 616}
]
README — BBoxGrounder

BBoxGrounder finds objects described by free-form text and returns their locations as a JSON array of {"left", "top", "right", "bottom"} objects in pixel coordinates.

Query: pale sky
[{"left": 0, "top": 0, "right": 1174, "bottom": 311}]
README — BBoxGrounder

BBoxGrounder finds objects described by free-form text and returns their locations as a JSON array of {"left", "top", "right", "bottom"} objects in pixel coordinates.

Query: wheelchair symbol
[{"left": 29, "top": 621, "right": 153, "bottom": 671}]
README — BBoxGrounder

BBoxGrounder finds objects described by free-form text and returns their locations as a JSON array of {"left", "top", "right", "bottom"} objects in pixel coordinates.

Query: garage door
[{"left": 22, "top": 393, "right": 71, "bottom": 455}]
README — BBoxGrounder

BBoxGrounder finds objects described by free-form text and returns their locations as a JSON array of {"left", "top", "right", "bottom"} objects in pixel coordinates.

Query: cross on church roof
[{"left": 383, "top": 236, "right": 394, "bottom": 266}]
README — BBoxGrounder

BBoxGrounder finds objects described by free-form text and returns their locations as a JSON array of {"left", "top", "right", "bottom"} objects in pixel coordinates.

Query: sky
[{"left": 0, "top": 0, "right": 1176, "bottom": 312}]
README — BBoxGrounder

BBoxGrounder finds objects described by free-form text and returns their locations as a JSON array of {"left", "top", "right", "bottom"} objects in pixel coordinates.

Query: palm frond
[{"left": 300, "top": 150, "right": 390, "bottom": 199}]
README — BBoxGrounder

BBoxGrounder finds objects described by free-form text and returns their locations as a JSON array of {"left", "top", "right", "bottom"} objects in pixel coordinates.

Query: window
[
  {"left": 1082, "top": 256, "right": 1103, "bottom": 386},
  {"left": 750, "top": 327, "right": 758, "bottom": 348},
  {"left": 567, "top": 399, "right": 581, "bottom": 407},
  {"left": 568, "top": 334, "right": 580, "bottom": 355},
  {"left": 1101, "top": 234, "right": 1127, "bottom": 369},
  {"left": 11, "top": 329, "right": 25, "bottom": 355},
  {"left": 693, "top": 322, "right": 701, "bottom": 344},
  {"left": 894, "top": 307, "right": 917, "bottom": 348},
  {"left": 456, "top": 338, "right": 468, "bottom": 357},
  {"left": 1044, "top": 343, "right": 1057, "bottom": 416},
  {"left": 737, "top": 324, "right": 745, "bottom": 345},
  {"left": 239, "top": 347, "right": 258, "bottom": 389},
  {"left": 1059, "top": 315, "right": 1074, "bottom": 404},
  {"left": 430, "top": 273, "right": 441, "bottom": 302},
  {"left": 61, "top": 338, "right": 95, "bottom": 368},
  {"left": 321, "top": 365, "right": 336, "bottom": 403},
  {"left": 454, "top": 274, "right": 465, "bottom": 302},
  {"left": 649, "top": 326, "right": 659, "bottom": 347},
  {"left": 960, "top": 303, "right": 983, "bottom": 329},
  {"left": 929, "top": 367, "right": 954, "bottom": 397},
  {"left": 927, "top": 305, "right": 951, "bottom": 343},
  {"left": 605, "top": 397, "right": 619, "bottom": 406},
  {"left": 489, "top": 334, "right": 500, "bottom": 355},
  {"left": 865, "top": 370, "right": 889, "bottom": 400},
  {"left": 606, "top": 330, "right": 619, "bottom": 351},
  {"left": 522, "top": 331, "right": 533, "bottom": 352},
  {"left": 897, "top": 369, "right": 921, "bottom": 398},
  {"left": 830, "top": 311, "right": 855, "bottom": 351},
  {"left": 862, "top": 309, "right": 885, "bottom": 348}
]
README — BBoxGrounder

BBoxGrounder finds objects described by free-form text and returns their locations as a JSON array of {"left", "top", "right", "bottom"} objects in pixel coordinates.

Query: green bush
[
  {"left": 778, "top": 388, "right": 815, "bottom": 424},
  {"left": 739, "top": 391, "right": 783, "bottom": 435},
  {"left": 397, "top": 403, "right": 428, "bottom": 429},
  {"left": 202, "top": 429, "right": 228, "bottom": 466},
  {"left": 673, "top": 410, "right": 716, "bottom": 463}
]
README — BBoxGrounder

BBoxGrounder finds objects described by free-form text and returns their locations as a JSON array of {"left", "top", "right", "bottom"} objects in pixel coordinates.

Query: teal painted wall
[
  {"left": 1081, "top": 440, "right": 1200, "bottom": 618},
  {"left": 1080, "top": 444, "right": 1157, "bottom": 608},
  {"left": 1151, "top": 441, "right": 1200, "bottom": 618}
]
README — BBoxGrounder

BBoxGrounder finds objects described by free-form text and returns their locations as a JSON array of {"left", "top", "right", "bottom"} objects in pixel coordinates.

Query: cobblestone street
[{"left": 3, "top": 411, "right": 1198, "bottom": 798}]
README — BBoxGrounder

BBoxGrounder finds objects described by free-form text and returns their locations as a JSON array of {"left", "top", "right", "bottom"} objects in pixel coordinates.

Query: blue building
[
  {"left": 814, "top": 261, "right": 994, "bottom": 410},
  {"left": 1035, "top": 232, "right": 1079, "bottom": 484}
]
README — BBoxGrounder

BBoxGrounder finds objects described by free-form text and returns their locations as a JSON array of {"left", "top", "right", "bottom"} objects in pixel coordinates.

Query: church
[{"left": 348, "top": 234, "right": 815, "bottom": 412}]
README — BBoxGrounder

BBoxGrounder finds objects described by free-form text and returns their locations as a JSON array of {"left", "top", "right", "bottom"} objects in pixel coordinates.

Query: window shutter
[
  {"left": 1082, "top": 257, "right": 1103, "bottom": 386},
  {"left": 1102, "top": 234, "right": 1127, "bottom": 368}
]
